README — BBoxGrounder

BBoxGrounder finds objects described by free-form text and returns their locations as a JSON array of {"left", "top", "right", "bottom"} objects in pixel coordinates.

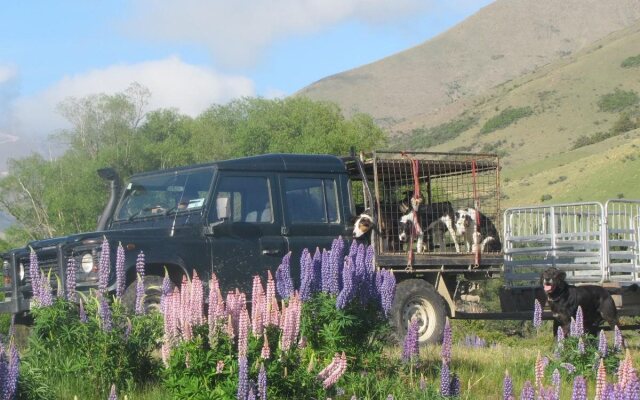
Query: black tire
[
  {"left": 122, "top": 275, "right": 170, "bottom": 314},
  {"left": 390, "top": 279, "right": 447, "bottom": 346}
]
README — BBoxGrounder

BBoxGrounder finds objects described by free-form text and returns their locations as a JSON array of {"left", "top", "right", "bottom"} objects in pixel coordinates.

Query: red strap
[{"left": 471, "top": 159, "right": 481, "bottom": 266}]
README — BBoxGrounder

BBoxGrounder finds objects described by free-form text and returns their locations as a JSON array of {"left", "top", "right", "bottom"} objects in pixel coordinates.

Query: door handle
[{"left": 262, "top": 248, "right": 282, "bottom": 256}]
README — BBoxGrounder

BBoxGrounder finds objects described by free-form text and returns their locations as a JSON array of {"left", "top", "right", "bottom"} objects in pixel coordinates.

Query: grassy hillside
[
  {"left": 397, "top": 22, "right": 640, "bottom": 207},
  {"left": 299, "top": 0, "right": 640, "bottom": 127}
]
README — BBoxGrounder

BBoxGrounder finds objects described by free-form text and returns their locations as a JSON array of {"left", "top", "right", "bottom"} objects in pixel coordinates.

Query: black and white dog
[
  {"left": 398, "top": 202, "right": 460, "bottom": 253},
  {"left": 454, "top": 207, "right": 501, "bottom": 253},
  {"left": 353, "top": 209, "right": 376, "bottom": 244}
]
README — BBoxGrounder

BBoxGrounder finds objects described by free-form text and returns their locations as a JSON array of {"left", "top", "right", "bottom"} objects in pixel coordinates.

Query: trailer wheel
[
  {"left": 391, "top": 279, "right": 447, "bottom": 345},
  {"left": 122, "top": 275, "right": 170, "bottom": 314}
]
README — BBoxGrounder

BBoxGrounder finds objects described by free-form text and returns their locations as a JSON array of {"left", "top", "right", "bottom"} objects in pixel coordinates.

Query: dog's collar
[{"left": 546, "top": 285, "right": 567, "bottom": 302}]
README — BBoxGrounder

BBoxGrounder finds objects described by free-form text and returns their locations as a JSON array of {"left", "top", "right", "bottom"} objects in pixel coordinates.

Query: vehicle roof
[{"left": 129, "top": 153, "right": 347, "bottom": 178}]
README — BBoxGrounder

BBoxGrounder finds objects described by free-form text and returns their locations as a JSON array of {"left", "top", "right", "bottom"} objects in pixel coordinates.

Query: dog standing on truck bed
[{"left": 541, "top": 267, "right": 619, "bottom": 336}]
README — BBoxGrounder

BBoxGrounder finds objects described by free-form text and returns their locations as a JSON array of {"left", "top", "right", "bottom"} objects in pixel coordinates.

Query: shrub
[
  {"left": 611, "top": 112, "right": 639, "bottom": 134},
  {"left": 597, "top": 89, "right": 639, "bottom": 112},
  {"left": 541, "top": 194, "right": 553, "bottom": 202},
  {"left": 480, "top": 107, "right": 534, "bottom": 134},
  {"left": 621, "top": 54, "right": 640, "bottom": 68},
  {"left": 406, "top": 116, "right": 478, "bottom": 149}
]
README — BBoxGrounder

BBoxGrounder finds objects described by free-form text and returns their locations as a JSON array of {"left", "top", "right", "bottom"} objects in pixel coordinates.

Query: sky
[{"left": 0, "top": 0, "right": 494, "bottom": 142}]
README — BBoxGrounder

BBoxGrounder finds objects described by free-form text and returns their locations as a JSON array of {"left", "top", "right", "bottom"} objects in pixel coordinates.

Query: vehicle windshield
[{"left": 114, "top": 168, "right": 214, "bottom": 221}]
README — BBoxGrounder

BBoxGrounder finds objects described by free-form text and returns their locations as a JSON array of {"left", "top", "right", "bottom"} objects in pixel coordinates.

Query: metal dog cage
[{"left": 353, "top": 151, "right": 502, "bottom": 267}]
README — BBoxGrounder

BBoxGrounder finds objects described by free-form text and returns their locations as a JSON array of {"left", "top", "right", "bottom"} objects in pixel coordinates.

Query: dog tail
[{"left": 606, "top": 283, "right": 639, "bottom": 295}]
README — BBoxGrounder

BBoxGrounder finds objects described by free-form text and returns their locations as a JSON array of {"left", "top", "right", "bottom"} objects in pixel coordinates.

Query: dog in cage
[
  {"left": 454, "top": 207, "right": 502, "bottom": 253},
  {"left": 398, "top": 201, "right": 460, "bottom": 253}
]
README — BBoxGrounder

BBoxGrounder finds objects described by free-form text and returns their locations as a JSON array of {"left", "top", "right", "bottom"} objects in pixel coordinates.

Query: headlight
[
  {"left": 2, "top": 259, "right": 8, "bottom": 273},
  {"left": 81, "top": 253, "right": 94, "bottom": 273},
  {"left": 18, "top": 262, "right": 25, "bottom": 281}
]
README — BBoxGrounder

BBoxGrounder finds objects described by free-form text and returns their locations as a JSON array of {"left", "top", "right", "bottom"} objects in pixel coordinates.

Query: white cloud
[
  {"left": 11, "top": 57, "right": 255, "bottom": 137},
  {"left": 125, "top": 0, "right": 429, "bottom": 68},
  {"left": 0, "top": 65, "right": 17, "bottom": 84}
]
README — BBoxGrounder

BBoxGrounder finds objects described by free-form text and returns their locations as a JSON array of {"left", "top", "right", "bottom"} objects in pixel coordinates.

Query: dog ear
[
  {"left": 399, "top": 203, "right": 409, "bottom": 214},
  {"left": 558, "top": 270, "right": 566, "bottom": 281}
]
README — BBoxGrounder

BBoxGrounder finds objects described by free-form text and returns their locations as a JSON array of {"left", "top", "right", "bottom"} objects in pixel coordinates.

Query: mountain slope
[{"left": 299, "top": 0, "right": 640, "bottom": 129}]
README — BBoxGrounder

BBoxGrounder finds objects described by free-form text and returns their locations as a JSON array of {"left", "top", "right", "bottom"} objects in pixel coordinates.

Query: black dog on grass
[{"left": 541, "top": 267, "right": 619, "bottom": 336}]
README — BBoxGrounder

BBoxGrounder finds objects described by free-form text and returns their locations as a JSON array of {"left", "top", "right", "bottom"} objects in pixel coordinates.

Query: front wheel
[
  {"left": 122, "top": 275, "right": 170, "bottom": 314},
  {"left": 390, "top": 279, "right": 447, "bottom": 345}
]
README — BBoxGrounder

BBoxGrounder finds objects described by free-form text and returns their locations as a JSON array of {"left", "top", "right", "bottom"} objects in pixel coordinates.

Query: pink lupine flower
[
  {"left": 322, "top": 352, "right": 347, "bottom": 389},
  {"left": 595, "top": 358, "right": 606, "bottom": 400},
  {"left": 190, "top": 271, "right": 204, "bottom": 325},
  {"left": 535, "top": 351, "right": 545, "bottom": 389},
  {"left": 238, "top": 308, "right": 249, "bottom": 357},
  {"left": 265, "top": 270, "right": 278, "bottom": 326},
  {"left": 226, "top": 314, "right": 235, "bottom": 340},
  {"left": 280, "top": 292, "right": 301, "bottom": 351},
  {"left": 251, "top": 275, "right": 265, "bottom": 337},
  {"left": 261, "top": 334, "right": 271, "bottom": 359},
  {"left": 108, "top": 384, "right": 117, "bottom": 400},
  {"left": 115, "top": 242, "right": 126, "bottom": 298},
  {"left": 216, "top": 360, "right": 224, "bottom": 373},
  {"left": 318, "top": 354, "right": 340, "bottom": 381}
]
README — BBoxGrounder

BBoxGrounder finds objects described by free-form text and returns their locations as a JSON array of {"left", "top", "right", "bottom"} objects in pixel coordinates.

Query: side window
[
  {"left": 284, "top": 178, "right": 339, "bottom": 224},
  {"left": 213, "top": 176, "right": 273, "bottom": 223}
]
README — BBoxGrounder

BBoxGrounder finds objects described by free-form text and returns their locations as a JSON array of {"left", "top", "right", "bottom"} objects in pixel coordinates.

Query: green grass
[
  {"left": 597, "top": 89, "right": 639, "bottom": 113},
  {"left": 403, "top": 115, "right": 478, "bottom": 149}
]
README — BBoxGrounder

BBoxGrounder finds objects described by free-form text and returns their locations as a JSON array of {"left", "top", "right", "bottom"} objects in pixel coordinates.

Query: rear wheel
[
  {"left": 122, "top": 275, "right": 170, "bottom": 314},
  {"left": 391, "top": 279, "right": 447, "bottom": 345}
]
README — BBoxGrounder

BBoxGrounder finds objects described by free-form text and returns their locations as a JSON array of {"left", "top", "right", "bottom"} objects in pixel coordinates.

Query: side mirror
[{"left": 216, "top": 197, "right": 230, "bottom": 220}]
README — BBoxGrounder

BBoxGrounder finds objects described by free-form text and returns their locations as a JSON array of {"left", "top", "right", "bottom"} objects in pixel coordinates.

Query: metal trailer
[{"left": 350, "top": 152, "right": 640, "bottom": 344}]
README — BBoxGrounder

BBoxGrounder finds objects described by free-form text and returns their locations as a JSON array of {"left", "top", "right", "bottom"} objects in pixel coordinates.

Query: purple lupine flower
[
  {"left": 577, "top": 337, "right": 585, "bottom": 354},
  {"left": 299, "top": 249, "right": 313, "bottom": 301},
  {"left": 464, "top": 334, "right": 486, "bottom": 348},
  {"left": 503, "top": 370, "right": 514, "bottom": 400},
  {"left": 258, "top": 363, "right": 267, "bottom": 400},
  {"left": 574, "top": 306, "right": 584, "bottom": 337},
  {"left": 6, "top": 339, "right": 19, "bottom": 400},
  {"left": 0, "top": 342, "right": 7, "bottom": 400},
  {"left": 321, "top": 249, "right": 331, "bottom": 293},
  {"left": 419, "top": 375, "right": 427, "bottom": 391},
  {"left": 108, "top": 383, "right": 117, "bottom": 400},
  {"left": 66, "top": 257, "right": 77, "bottom": 302},
  {"left": 312, "top": 247, "right": 322, "bottom": 294},
  {"left": 571, "top": 376, "right": 587, "bottom": 400},
  {"left": 386, "top": 395, "right": 394, "bottom": 400},
  {"left": 39, "top": 269, "right": 54, "bottom": 307},
  {"left": 124, "top": 318, "right": 132, "bottom": 340},
  {"left": 570, "top": 318, "right": 577, "bottom": 337},
  {"left": 614, "top": 325, "right": 624, "bottom": 351},
  {"left": 557, "top": 326, "right": 565, "bottom": 343},
  {"left": 160, "top": 269, "right": 172, "bottom": 314},
  {"left": 441, "top": 318, "right": 452, "bottom": 364},
  {"left": 533, "top": 299, "right": 542, "bottom": 330},
  {"left": 275, "top": 252, "right": 294, "bottom": 300},
  {"left": 450, "top": 373, "right": 460, "bottom": 396},
  {"left": 98, "top": 292, "right": 113, "bottom": 332},
  {"left": 135, "top": 251, "right": 146, "bottom": 315},
  {"left": 98, "top": 237, "right": 111, "bottom": 293},
  {"left": 379, "top": 269, "right": 395, "bottom": 317},
  {"left": 328, "top": 237, "right": 344, "bottom": 294},
  {"left": 247, "top": 387, "right": 256, "bottom": 400},
  {"left": 79, "top": 298, "right": 88, "bottom": 323},
  {"left": 624, "top": 374, "right": 640, "bottom": 400},
  {"left": 552, "top": 369, "right": 561, "bottom": 396},
  {"left": 237, "top": 355, "right": 249, "bottom": 400},
  {"left": 115, "top": 242, "right": 126, "bottom": 298},
  {"left": 336, "top": 259, "right": 354, "bottom": 310},
  {"left": 562, "top": 363, "right": 577, "bottom": 374},
  {"left": 520, "top": 380, "right": 534, "bottom": 400},
  {"left": 598, "top": 329, "right": 608, "bottom": 357},
  {"left": 440, "top": 359, "right": 451, "bottom": 397},
  {"left": 29, "top": 248, "right": 42, "bottom": 304},
  {"left": 402, "top": 318, "right": 419, "bottom": 363}
]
